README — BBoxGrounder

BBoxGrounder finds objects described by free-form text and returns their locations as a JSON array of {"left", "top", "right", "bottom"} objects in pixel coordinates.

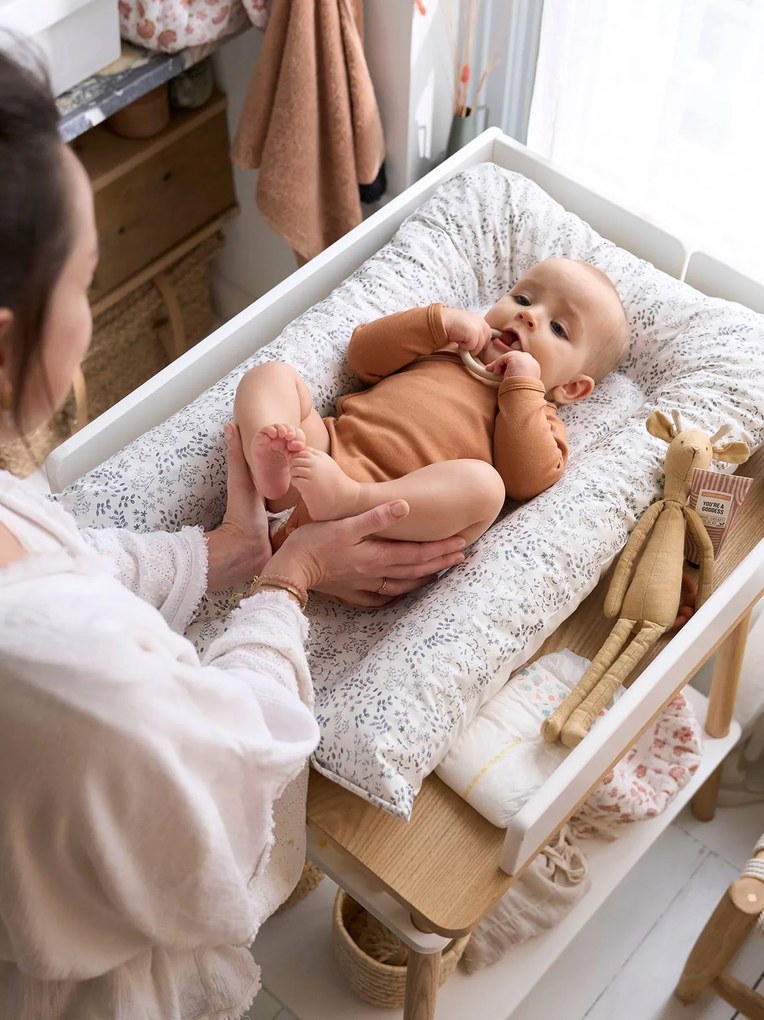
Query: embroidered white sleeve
[
  {"left": 203, "top": 591, "right": 314, "bottom": 709},
  {"left": 79, "top": 525, "right": 208, "bottom": 633}
]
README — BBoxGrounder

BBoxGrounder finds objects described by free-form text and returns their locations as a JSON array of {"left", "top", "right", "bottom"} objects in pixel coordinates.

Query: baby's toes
[
  {"left": 286, "top": 427, "right": 307, "bottom": 451},
  {"left": 289, "top": 451, "right": 311, "bottom": 476}
]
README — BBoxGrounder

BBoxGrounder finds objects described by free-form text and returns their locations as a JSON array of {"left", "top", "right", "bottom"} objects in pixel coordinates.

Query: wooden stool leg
[
  {"left": 712, "top": 973, "right": 764, "bottom": 1019},
  {"left": 403, "top": 948, "right": 441, "bottom": 1020},
  {"left": 675, "top": 888, "right": 758, "bottom": 1003}
]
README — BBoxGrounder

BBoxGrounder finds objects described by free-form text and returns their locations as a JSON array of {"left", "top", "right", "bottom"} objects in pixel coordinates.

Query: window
[{"left": 526, "top": 0, "right": 764, "bottom": 282}]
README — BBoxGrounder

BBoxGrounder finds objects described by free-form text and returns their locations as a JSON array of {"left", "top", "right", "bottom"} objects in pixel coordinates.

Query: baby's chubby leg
[
  {"left": 234, "top": 362, "right": 331, "bottom": 509},
  {"left": 290, "top": 452, "right": 506, "bottom": 545}
]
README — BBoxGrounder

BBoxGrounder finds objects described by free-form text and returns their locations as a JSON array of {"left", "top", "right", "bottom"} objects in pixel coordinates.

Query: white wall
[
  {"left": 210, "top": 0, "right": 458, "bottom": 320},
  {"left": 211, "top": 28, "right": 297, "bottom": 320}
]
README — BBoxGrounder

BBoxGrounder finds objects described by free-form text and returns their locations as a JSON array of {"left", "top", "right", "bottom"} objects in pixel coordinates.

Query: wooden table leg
[
  {"left": 705, "top": 608, "right": 752, "bottom": 738},
  {"left": 691, "top": 762, "right": 723, "bottom": 821},
  {"left": 404, "top": 947, "right": 441, "bottom": 1020},
  {"left": 692, "top": 608, "right": 753, "bottom": 820}
]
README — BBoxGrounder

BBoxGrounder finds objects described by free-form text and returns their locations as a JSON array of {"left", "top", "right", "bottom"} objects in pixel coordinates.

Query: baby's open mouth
[{"left": 493, "top": 328, "right": 522, "bottom": 352}]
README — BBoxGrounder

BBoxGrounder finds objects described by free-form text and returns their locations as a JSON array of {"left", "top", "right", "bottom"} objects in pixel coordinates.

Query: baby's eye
[
  {"left": 513, "top": 294, "right": 530, "bottom": 306},
  {"left": 551, "top": 321, "right": 568, "bottom": 340}
]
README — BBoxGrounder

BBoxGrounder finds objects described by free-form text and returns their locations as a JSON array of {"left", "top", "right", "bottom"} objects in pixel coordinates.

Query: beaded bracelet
[{"left": 248, "top": 574, "right": 309, "bottom": 610}]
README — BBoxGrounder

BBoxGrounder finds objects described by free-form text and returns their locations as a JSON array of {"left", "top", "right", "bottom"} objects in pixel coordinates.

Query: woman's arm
[
  {"left": 83, "top": 425, "right": 467, "bottom": 618},
  {"left": 0, "top": 569, "right": 318, "bottom": 982},
  {"left": 79, "top": 524, "right": 209, "bottom": 632},
  {"left": 79, "top": 425, "right": 271, "bottom": 623}
]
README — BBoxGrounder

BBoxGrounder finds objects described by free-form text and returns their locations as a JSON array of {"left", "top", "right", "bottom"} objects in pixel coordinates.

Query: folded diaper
[
  {"left": 436, "top": 650, "right": 702, "bottom": 829},
  {"left": 435, "top": 651, "right": 597, "bottom": 826}
]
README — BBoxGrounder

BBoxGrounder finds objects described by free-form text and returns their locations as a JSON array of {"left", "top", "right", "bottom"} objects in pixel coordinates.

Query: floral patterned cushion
[{"left": 58, "top": 164, "right": 764, "bottom": 819}]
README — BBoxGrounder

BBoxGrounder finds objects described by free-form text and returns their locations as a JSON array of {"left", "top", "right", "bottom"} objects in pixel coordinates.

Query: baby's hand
[
  {"left": 441, "top": 308, "right": 492, "bottom": 354},
  {"left": 485, "top": 351, "right": 542, "bottom": 378}
]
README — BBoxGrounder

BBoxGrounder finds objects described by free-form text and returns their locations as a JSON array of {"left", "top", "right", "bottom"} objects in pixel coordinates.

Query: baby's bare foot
[
  {"left": 251, "top": 424, "right": 306, "bottom": 499},
  {"left": 289, "top": 448, "right": 361, "bottom": 521}
]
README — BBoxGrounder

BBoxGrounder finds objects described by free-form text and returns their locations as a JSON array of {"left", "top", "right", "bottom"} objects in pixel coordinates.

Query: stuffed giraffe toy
[{"left": 541, "top": 409, "right": 750, "bottom": 749}]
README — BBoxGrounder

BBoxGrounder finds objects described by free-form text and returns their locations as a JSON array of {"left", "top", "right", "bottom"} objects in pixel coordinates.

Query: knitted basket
[
  {"left": 0, "top": 232, "right": 223, "bottom": 477},
  {"left": 332, "top": 890, "right": 470, "bottom": 1009},
  {"left": 273, "top": 860, "right": 325, "bottom": 916}
]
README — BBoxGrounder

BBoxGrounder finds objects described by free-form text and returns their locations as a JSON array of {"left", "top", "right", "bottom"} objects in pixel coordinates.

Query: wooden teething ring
[{"left": 459, "top": 327, "right": 503, "bottom": 383}]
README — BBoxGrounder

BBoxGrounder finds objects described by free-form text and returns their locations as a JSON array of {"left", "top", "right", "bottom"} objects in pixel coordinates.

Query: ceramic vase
[{"left": 445, "top": 106, "right": 489, "bottom": 157}]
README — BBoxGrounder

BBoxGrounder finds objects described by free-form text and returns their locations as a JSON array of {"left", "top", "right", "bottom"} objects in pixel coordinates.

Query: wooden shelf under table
[{"left": 306, "top": 447, "right": 764, "bottom": 938}]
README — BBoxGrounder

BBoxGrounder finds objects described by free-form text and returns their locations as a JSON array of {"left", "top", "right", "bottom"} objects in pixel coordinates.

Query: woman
[{"left": 0, "top": 51, "right": 466, "bottom": 1020}]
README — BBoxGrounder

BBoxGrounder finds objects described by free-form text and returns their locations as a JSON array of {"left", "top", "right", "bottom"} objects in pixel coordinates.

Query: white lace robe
[{"left": 0, "top": 471, "right": 319, "bottom": 1020}]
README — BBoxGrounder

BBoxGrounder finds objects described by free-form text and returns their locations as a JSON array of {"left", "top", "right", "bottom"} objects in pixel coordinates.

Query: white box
[{"left": 0, "top": 0, "right": 120, "bottom": 97}]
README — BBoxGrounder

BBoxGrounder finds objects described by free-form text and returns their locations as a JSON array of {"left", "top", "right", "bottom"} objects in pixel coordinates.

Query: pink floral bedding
[{"left": 119, "top": 0, "right": 269, "bottom": 53}]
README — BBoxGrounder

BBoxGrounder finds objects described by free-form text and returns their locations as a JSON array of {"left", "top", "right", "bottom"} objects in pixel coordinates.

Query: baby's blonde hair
[{"left": 576, "top": 261, "right": 630, "bottom": 382}]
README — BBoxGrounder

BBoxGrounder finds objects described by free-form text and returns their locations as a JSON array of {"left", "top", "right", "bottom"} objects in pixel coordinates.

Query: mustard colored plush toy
[{"left": 541, "top": 409, "right": 750, "bottom": 749}]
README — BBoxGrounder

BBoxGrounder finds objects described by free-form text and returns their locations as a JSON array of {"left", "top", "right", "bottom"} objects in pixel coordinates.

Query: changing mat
[{"left": 57, "top": 164, "right": 764, "bottom": 819}]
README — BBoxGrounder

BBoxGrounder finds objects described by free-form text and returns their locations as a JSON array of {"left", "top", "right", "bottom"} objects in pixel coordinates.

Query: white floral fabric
[
  {"left": 574, "top": 693, "right": 702, "bottom": 836},
  {"left": 57, "top": 164, "right": 764, "bottom": 819},
  {"left": 118, "top": 0, "right": 269, "bottom": 53}
]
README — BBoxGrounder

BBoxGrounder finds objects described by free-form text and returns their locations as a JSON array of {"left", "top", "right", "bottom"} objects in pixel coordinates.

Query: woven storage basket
[
  {"left": 0, "top": 401, "right": 75, "bottom": 479},
  {"left": 273, "top": 860, "right": 324, "bottom": 916},
  {"left": 0, "top": 232, "right": 223, "bottom": 477},
  {"left": 332, "top": 889, "right": 470, "bottom": 1009},
  {"left": 83, "top": 232, "right": 224, "bottom": 422}
]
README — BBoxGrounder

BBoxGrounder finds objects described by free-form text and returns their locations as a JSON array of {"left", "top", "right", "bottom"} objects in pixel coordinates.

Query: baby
[{"left": 234, "top": 257, "right": 629, "bottom": 548}]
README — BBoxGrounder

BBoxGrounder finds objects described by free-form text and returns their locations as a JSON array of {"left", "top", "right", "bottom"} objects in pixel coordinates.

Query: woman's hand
[
  {"left": 205, "top": 423, "right": 273, "bottom": 592},
  {"left": 262, "top": 501, "right": 467, "bottom": 606}
]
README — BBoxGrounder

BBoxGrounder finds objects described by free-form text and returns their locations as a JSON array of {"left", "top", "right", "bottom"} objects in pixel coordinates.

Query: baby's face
[{"left": 483, "top": 259, "right": 623, "bottom": 402}]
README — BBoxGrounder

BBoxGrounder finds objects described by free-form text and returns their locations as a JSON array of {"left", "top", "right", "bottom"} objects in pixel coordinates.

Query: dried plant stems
[
  {"left": 447, "top": 0, "right": 514, "bottom": 118},
  {"left": 456, "top": 0, "right": 480, "bottom": 116}
]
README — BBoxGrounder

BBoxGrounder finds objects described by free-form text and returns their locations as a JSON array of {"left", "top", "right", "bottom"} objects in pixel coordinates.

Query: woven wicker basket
[
  {"left": 0, "top": 232, "right": 223, "bottom": 478},
  {"left": 273, "top": 860, "right": 324, "bottom": 916},
  {"left": 83, "top": 232, "right": 224, "bottom": 423},
  {"left": 332, "top": 890, "right": 470, "bottom": 1009},
  {"left": 0, "top": 401, "right": 75, "bottom": 479}
]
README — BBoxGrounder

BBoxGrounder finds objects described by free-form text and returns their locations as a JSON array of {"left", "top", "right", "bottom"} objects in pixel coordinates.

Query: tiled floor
[{"left": 248, "top": 800, "right": 763, "bottom": 1020}]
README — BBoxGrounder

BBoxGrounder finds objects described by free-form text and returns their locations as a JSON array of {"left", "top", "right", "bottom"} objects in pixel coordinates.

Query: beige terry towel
[{"left": 233, "top": 0, "right": 385, "bottom": 261}]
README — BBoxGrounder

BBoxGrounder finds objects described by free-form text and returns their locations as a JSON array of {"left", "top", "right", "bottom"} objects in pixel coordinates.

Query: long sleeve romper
[{"left": 278, "top": 304, "right": 569, "bottom": 542}]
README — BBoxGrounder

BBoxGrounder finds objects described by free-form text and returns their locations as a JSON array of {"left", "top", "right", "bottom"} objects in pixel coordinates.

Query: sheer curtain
[{"left": 527, "top": 0, "right": 764, "bottom": 283}]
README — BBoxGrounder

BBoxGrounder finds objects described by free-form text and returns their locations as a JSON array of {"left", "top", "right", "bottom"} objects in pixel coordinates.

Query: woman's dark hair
[{"left": 0, "top": 47, "right": 73, "bottom": 421}]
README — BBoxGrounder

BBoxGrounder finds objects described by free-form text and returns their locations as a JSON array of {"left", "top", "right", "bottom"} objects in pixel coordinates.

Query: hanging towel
[{"left": 233, "top": 0, "right": 385, "bottom": 261}]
